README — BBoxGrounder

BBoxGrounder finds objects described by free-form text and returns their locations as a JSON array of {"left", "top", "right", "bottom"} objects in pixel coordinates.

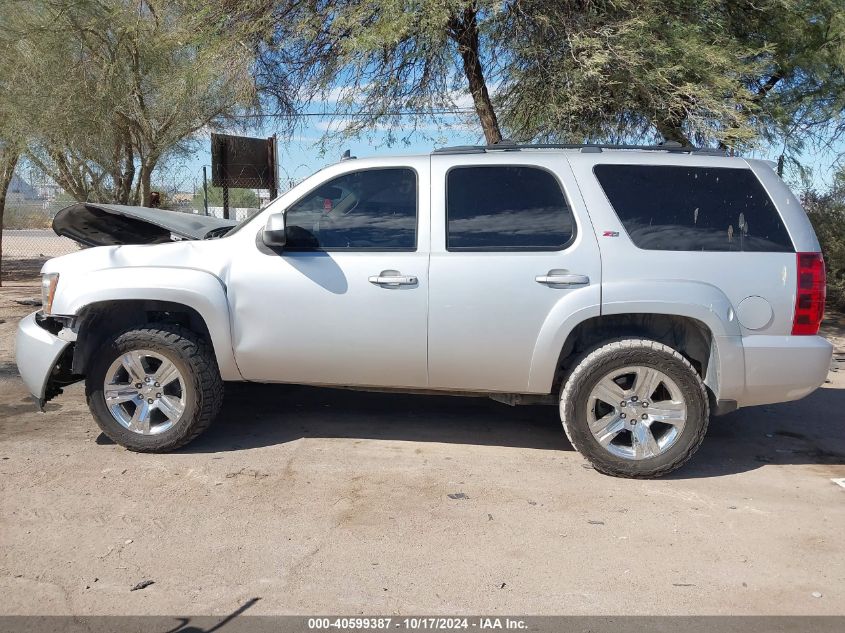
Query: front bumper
[{"left": 15, "top": 312, "right": 71, "bottom": 408}]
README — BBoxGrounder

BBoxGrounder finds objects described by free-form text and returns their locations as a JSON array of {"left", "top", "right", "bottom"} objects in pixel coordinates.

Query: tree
[
  {"left": 208, "top": 0, "right": 509, "bottom": 144},
  {"left": 803, "top": 173, "right": 845, "bottom": 312},
  {"left": 0, "top": 143, "right": 22, "bottom": 286},
  {"left": 497, "top": 1, "right": 765, "bottom": 147},
  {"left": 1, "top": 0, "right": 257, "bottom": 206},
  {"left": 0, "top": 22, "right": 26, "bottom": 285},
  {"left": 221, "top": 1, "right": 764, "bottom": 147},
  {"left": 725, "top": 1, "right": 845, "bottom": 174},
  {"left": 227, "top": 0, "right": 843, "bottom": 166}
]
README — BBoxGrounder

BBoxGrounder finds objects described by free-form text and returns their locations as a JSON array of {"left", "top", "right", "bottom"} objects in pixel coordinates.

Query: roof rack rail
[{"left": 432, "top": 141, "right": 726, "bottom": 156}]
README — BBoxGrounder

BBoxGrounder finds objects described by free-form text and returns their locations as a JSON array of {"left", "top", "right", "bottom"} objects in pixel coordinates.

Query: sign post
[
  {"left": 211, "top": 133, "right": 279, "bottom": 220},
  {"left": 202, "top": 166, "right": 209, "bottom": 216}
]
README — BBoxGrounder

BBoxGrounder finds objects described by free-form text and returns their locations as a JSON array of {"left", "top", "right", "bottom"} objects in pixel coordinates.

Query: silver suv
[{"left": 15, "top": 143, "right": 833, "bottom": 477}]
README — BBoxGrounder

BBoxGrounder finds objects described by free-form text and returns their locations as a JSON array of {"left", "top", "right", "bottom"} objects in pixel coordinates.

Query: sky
[
  {"left": 172, "top": 107, "right": 482, "bottom": 198},
  {"left": 172, "top": 110, "right": 843, "bottom": 200}
]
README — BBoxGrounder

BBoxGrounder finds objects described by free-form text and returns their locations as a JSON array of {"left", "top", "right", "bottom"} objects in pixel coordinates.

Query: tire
[
  {"left": 560, "top": 338, "right": 709, "bottom": 478},
  {"left": 85, "top": 324, "right": 223, "bottom": 452}
]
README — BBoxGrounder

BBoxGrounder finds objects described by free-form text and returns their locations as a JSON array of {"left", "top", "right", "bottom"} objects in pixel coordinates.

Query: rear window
[
  {"left": 593, "top": 165, "right": 794, "bottom": 252},
  {"left": 446, "top": 165, "right": 574, "bottom": 251}
]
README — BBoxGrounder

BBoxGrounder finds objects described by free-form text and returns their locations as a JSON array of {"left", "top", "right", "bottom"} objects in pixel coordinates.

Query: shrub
[{"left": 803, "top": 184, "right": 845, "bottom": 313}]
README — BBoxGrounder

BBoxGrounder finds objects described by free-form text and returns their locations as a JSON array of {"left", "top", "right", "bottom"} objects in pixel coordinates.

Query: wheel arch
[
  {"left": 553, "top": 313, "right": 713, "bottom": 385},
  {"left": 528, "top": 280, "right": 741, "bottom": 396},
  {"left": 56, "top": 267, "right": 241, "bottom": 380}
]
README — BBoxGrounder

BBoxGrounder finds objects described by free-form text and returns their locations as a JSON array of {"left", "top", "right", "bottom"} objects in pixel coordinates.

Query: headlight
[{"left": 40, "top": 273, "right": 59, "bottom": 314}]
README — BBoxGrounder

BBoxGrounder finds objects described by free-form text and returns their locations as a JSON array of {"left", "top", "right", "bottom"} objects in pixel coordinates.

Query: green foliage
[
  {"left": 193, "top": 187, "right": 259, "bottom": 209},
  {"left": 724, "top": 1, "right": 845, "bottom": 168},
  {"left": 803, "top": 176, "right": 845, "bottom": 312},
  {"left": 1, "top": 0, "right": 257, "bottom": 206},
  {"left": 206, "top": 0, "right": 508, "bottom": 143},
  {"left": 498, "top": 0, "right": 766, "bottom": 147},
  {"left": 219, "top": 0, "right": 843, "bottom": 168}
]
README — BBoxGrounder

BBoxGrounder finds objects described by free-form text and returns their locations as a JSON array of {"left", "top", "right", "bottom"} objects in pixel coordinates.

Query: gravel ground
[{"left": 1, "top": 265, "right": 843, "bottom": 616}]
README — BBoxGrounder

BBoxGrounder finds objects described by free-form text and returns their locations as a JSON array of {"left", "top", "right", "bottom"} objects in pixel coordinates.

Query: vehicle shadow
[
  {"left": 166, "top": 379, "right": 845, "bottom": 478},
  {"left": 184, "top": 382, "right": 572, "bottom": 452},
  {"left": 669, "top": 379, "right": 845, "bottom": 479}
]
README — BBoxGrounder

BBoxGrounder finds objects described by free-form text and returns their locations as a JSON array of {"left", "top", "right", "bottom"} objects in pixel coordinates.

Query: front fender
[{"left": 51, "top": 267, "right": 241, "bottom": 380}]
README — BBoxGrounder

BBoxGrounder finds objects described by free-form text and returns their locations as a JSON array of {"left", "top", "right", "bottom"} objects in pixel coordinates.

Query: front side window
[
  {"left": 446, "top": 166, "right": 575, "bottom": 251},
  {"left": 285, "top": 168, "right": 417, "bottom": 250},
  {"left": 594, "top": 164, "right": 794, "bottom": 252}
]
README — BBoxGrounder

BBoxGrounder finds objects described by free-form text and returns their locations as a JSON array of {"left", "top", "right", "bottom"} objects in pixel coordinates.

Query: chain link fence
[
  {"left": 0, "top": 158, "right": 282, "bottom": 283},
  {"left": 2, "top": 197, "right": 261, "bottom": 284},
  {"left": 2, "top": 200, "right": 80, "bottom": 283}
]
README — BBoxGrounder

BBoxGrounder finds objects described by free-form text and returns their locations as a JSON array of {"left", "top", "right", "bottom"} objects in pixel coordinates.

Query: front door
[
  {"left": 228, "top": 158, "right": 430, "bottom": 389},
  {"left": 427, "top": 153, "right": 602, "bottom": 393}
]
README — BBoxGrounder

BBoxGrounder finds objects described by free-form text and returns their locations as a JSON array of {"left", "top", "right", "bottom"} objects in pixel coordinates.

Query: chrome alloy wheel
[
  {"left": 586, "top": 365, "right": 687, "bottom": 460},
  {"left": 103, "top": 350, "right": 186, "bottom": 435}
]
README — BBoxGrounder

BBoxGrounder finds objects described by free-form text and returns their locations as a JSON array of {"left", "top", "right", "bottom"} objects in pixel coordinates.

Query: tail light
[{"left": 792, "top": 252, "right": 826, "bottom": 335}]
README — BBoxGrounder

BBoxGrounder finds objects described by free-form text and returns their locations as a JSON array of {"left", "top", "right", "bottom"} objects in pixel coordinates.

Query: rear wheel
[
  {"left": 85, "top": 324, "right": 223, "bottom": 452},
  {"left": 560, "top": 339, "right": 709, "bottom": 478}
]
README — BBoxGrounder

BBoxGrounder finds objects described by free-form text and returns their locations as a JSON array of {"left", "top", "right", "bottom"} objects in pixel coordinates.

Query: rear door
[{"left": 427, "top": 152, "right": 602, "bottom": 393}]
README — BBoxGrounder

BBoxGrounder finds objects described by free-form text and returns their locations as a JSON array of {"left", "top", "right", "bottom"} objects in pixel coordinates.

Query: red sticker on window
[{"left": 323, "top": 198, "right": 333, "bottom": 212}]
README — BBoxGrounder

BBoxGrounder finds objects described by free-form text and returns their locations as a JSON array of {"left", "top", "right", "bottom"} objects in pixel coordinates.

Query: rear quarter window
[{"left": 593, "top": 164, "right": 794, "bottom": 252}]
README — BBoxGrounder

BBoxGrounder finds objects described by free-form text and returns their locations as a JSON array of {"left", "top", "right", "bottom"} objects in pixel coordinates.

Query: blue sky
[{"left": 175, "top": 111, "right": 843, "bottom": 198}]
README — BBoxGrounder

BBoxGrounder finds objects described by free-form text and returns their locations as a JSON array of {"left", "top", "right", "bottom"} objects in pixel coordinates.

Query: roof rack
[{"left": 432, "top": 140, "right": 726, "bottom": 156}]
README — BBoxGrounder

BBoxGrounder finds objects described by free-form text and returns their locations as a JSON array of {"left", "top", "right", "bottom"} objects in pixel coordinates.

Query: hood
[{"left": 52, "top": 203, "right": 237, "bottom": 247}]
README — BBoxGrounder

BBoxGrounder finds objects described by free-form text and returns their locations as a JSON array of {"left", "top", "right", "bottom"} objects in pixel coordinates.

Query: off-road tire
[
  {"left": 85, "top": 324, "right": 223, "bottom": 452},
  {"left": 560, "top": 338, "right": 709, "bottom": 478}
]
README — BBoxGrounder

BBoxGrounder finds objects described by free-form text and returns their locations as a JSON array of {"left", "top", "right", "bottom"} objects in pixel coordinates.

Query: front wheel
[
  {"left": 560, "top": 339, "right": 709, "bottom": 478},
  {"left": 85, "top": 324, "right": 223, "bottom": 452}
]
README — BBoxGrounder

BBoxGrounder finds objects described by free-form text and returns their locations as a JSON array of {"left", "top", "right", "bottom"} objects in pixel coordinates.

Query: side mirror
[{"left": 262, "top": 212, "right": 286, "bottom": 248}]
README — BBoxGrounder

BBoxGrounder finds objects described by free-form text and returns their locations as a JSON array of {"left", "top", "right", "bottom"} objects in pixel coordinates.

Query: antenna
[{"left": 341, "top": 149, "right": 356, "bottom": 161}]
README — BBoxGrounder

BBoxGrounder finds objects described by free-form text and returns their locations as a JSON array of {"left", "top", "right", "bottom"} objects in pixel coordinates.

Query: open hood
[{"left": 53, "top": 203, "right": 238, "bottom": 247}]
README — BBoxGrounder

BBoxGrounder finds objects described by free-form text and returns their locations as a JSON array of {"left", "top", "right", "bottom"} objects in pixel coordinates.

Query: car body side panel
[
  {"left": 226, "top": 155, "right": 431, "bottom": 389},
  {"left": 51, "top": 267, "right": 241, "bottom": 380},
  {"left": 600, "top": 280, "right": 741, "bottom": 337},
  {"left": 566, "top": 152, "right": 799, "bottom": 338},
  {"left": 566, "top": 151, "right": 828, "bottom": 408},
  {"left": 525, "top": 292, "right": 601, "bottom": 393},
  {"left": 428, "top": 153, "right": 602, "bottom": 393},
  {"left": 24, "top": 151, "right": 829, "bottom": 411}
]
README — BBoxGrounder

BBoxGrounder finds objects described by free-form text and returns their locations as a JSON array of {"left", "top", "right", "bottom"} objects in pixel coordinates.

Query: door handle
[
  {"left": 368, "top": 270, "right": 418, "bottom": 286},
  {"left": 535, "top": 270, "right": 590, "bottom": 286}
]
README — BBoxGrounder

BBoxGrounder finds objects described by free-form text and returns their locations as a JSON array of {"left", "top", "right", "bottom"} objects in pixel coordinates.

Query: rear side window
[
  {"left": 446, "top": 166, "right": 574, "bottom": 250},
  {"left": 593, "top": 165, "right": 794, "bottom": 252}
]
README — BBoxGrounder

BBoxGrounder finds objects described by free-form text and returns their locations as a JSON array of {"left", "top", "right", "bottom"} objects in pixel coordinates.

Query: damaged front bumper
[{"left": 15, "top": 312, "right": 78, "bottom": 409}]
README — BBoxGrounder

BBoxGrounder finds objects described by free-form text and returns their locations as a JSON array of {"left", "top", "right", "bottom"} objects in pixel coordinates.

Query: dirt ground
[{"left": 1, "top": 262, "right": 843, "bottom": 616}]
